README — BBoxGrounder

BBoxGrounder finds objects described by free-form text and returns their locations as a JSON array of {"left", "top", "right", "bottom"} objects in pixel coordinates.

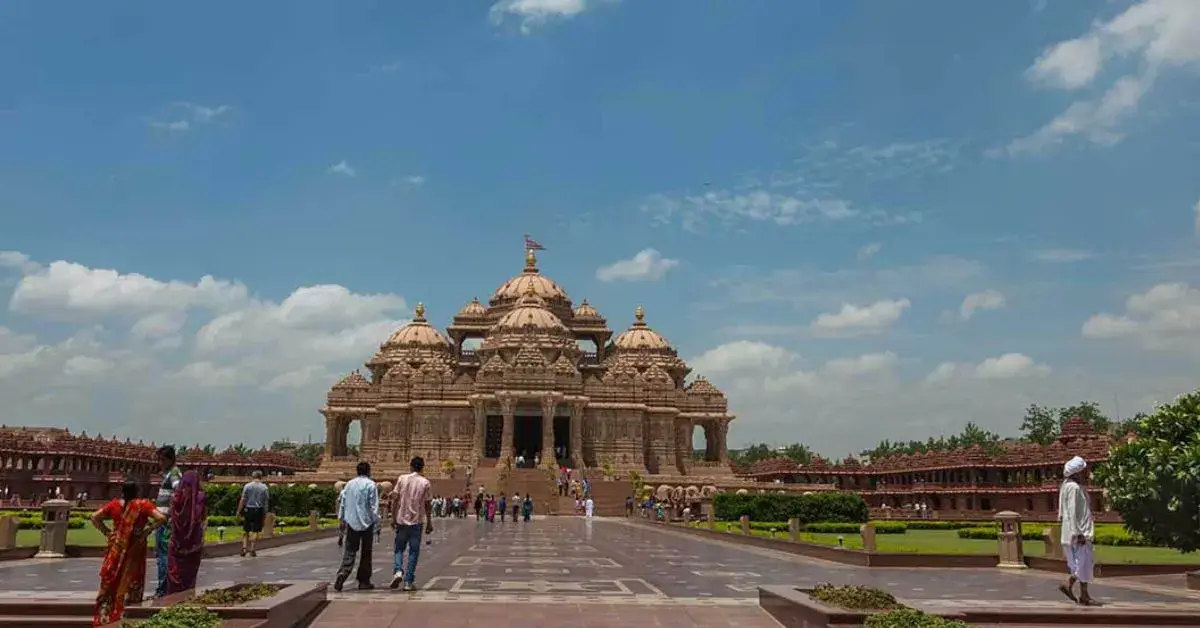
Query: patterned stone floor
[{"left": 2, "top": 517, "right": 1198, "bottom": 626}]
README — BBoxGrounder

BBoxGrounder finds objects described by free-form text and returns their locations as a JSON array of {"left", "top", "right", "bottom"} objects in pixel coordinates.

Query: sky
[{"left": 1, "top": 0, "right": 1199, "bottom": 457}]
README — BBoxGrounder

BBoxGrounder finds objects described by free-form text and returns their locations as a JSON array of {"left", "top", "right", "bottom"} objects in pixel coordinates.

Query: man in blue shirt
[
  {"left": 153, "top": 446, "right": 182, "bottom": 598},
  {"left": 334, "top": 461, "right": 379, "bottom": 592}
]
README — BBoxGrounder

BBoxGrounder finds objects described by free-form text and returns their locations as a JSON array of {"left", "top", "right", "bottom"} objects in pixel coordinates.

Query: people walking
[
  {"left": 334, "top": 462, "right": 379, "bottom": 592},
  {"left": 235, "top": 470, "right": 269, "bottom": 558},
  {"left": 389, "top": 457, "right": 432, "bottom": 592},
  {"left": 1058, "top": 455, "right": 1098, "bottom": 606},
  {"left": 521, "top": 494, "right": 533, "bottom": 522}
]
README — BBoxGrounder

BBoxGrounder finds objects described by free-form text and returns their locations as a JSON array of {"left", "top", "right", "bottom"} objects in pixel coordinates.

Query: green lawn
[
  {"left": 686, "top": 523, "right": 1200, "bottom": 565},
  {"left": 13, "top": 521, "right": 336, "bottom": 548}
]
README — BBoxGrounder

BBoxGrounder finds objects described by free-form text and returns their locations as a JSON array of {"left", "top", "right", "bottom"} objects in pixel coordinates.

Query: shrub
[
  {"left": 125, "top": 604, "right": 222, "bottom": 628},
  {"left": 713, "top": 492, "right": 868, "bottom": 524},
  {"left": 809, "top": 583, "right": 899, "bottom": 610},
  {"left": 864, "top": 608, "right": 970, "bottom": 627},
  {"left": 201, "top": 483, "right": 336, "bottom": 518},
  {"left": 188, "top": 583, "right": 282, "bottom": 606},
  {"left": 901, "top": 521, "right": 982, "bottom": 531},
  {"left": 955, "top": 526, "right": 1156, "bottom": 547},
  {"left": 805, "top": 522, "right": 906, "bottom": 535}
]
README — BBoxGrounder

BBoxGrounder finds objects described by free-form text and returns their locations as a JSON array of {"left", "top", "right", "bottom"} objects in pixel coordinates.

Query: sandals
[{"left": 1056, "top": 585, "right": 1077, "bottom": 603}]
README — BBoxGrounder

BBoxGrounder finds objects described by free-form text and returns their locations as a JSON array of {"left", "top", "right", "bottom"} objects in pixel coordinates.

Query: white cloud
[
  {"left": 327, "top": 161, "right": 356, "bottom": 177},
  {"left": 401, "top": 175, "right": 426, "bottom": 187},
  {"left": 926, "top": 353, "right": 1051, "bottom": 383},
  {"left": 810, "top": 299, "right": 910, "bottom": 338},
  {"left": 148, "top": 103, "right": 232, "bottom": 133},
  {"left": 690, "top": 340, "right": 797, "bottom": 374},
  {"left": 595, "top": 249, "right": 679, "bottom": 282},
  {"left": 958, "top": 289, "right": 1006, "bottom": 321},
  {"left": 1194, "top": 198, "right": 1200, "bottom": 236},
  {"left": 856, "top": 242, "right": 882, "bottom": 261},
  {"left": 1003, "top": 0, "right": 1200, "bottom": 155},
  {"left": 9, "top": 260, "right": 248, "bottom": 322},
  {"left": 0, "top": 251, "right": 410, "bottom": 445},
  {"left": 716, "top": 255, "right": 983, "bottom": 311},
  {"left": 0, "top": 251, "right": 40, "bottom": 274},
  {"left": 489, "top": 0, "right": 608, "bottom": 34},
  {"left": 1029, "top": 249, "right": 1096, "bottom": 263},
  {"left": 642, "top": 140, "right": 948, "bottom": 231},
  {"left": 1082, "top": 282, "right": 1200, "bottom": 352}
]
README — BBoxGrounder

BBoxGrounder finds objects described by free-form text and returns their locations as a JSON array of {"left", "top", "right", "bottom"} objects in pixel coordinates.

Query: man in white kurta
[
  {"left": 584, "top": 497, "right": 594, "bottom": 518},
  {"left": 1058, "top": 455, "right": 1098, "bottom": 605}
]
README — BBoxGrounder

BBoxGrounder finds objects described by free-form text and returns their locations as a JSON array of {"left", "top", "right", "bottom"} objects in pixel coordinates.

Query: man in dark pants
[
  {"left": 235, "top": 470, "right": 269, "bottom": 557},
  {"left": 334, "top": 462, "right": 379, "bottom": 592}
]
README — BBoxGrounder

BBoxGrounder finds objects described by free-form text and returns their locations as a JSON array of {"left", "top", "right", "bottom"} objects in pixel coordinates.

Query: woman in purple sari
[{"left": 166, "top": 470, "right": 207, "bottom": 594}]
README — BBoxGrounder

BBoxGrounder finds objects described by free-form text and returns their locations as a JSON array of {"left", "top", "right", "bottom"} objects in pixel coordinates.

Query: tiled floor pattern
[{"left": 3, "top": 517, "right": 1198, "bottom": 626}]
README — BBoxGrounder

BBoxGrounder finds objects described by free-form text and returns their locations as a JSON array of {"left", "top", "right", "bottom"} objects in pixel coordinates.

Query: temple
[
  {"left": 317, "top": 249, "right": 735, "bottom": 479},
  {"left": 740, "top": 417, "right": 1122, "bottom": 522}
]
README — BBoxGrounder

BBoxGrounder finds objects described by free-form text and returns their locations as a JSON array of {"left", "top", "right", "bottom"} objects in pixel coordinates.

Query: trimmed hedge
[
  {"left": 202, "top": 483, "right": 337, "bottom": 518},
  {"left": 805, "top": 522, "right": 906, "bottom": 535},
  {"left": 713, "top": 492, "right": 868, "bottom": 524},
  {"left": 955, "top": 526, "right": 1155, "bottom": 547}
]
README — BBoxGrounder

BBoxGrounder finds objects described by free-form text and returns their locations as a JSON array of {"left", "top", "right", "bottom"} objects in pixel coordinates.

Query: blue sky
[{"left": 1, "top": 0, "right": 1198, "bottom": 455}]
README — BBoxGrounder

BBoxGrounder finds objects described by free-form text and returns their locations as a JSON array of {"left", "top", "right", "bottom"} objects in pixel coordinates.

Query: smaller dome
[
  {"left": 333, "top": 370, "right": 371, "bottom": 390},
  {"left": 613, "top": 306, "right": 672, "bottom": 350},
  {"left": 573, "top": 299, "right": 602, "bottom": 320},
  {"left": 384, "top": 303, "right": 451, "bottom": 348},
  {"left": 457, "top": 297, "right": 487, "bottom": 318},
  {"left": 492, "top": 284, "right": 568, "bottom": 332}
]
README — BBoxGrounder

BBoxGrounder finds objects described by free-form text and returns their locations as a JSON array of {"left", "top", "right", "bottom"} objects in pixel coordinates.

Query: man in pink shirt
[{"left": 389, "top": 456, "right": 433, "bottom": 591}]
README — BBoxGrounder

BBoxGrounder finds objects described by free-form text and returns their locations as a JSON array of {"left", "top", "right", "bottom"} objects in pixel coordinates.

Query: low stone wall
[
  {"left": 638, "top": 519, "right": 1199, "bottom": 577},
  {"left": 633, "top": 519, "right": 996, "bottom": 569},
  {"left": 0, "top": 527, "right": 339, "bottom": 561}
]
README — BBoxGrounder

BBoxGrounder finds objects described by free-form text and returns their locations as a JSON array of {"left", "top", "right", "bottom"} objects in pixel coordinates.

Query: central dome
[
  {"left": 490, "top": 249, "right": 570, "bottom": 305},
  {"left": 492, "top": 285, "right": 568, "bottom": 332}
]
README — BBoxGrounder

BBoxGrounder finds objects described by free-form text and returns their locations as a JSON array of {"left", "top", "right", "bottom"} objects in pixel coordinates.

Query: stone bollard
[
  {"left": 308, "top": 510, "right": 319, "bottom": 532},
  {"left": 788, "top": 518, "right": 801, "bottom": 542},
  {"left": 860, "top": 522, "right": 877, "bottom": 552},
  {"left": 1045, "top": 524, "right": 1064, "bottom": 559},
  {"left": 994, "top": 511, "right": 1026, "bottom": 569},
  {"left": 0, "top": 516, "right": 17, "bottom": 550},
  {"left": 263, "top": 513, "right": 276, "bottom": 538},
  {"left": 739, "top": 515, "right": 750, "bottom": 535},
  {"left": 36, "top": 499, "right": 71, "bottom": 558},
  {"left": 706, "top": 507, "right": 716, "bottom": 529}
]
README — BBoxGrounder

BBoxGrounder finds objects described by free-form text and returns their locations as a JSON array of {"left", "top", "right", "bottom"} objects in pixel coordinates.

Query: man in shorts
[{"left": 236, "top": 470, "right": 269, "bottom": 557}]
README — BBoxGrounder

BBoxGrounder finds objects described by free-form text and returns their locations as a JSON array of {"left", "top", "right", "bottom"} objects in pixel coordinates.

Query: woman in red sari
[
  {"left": 92, "top": 480, "right": 165, "bottom": 627},
  {"left": 166, "top": 470, "right": 207, "bottom": 594}
]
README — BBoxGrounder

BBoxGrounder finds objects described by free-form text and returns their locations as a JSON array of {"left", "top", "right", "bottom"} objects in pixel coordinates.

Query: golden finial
[
  {"left": 634, "top": 305, "right": 645, "bottom": 322},
  {"left": 471, "top": 296, "right": 480, "bottom": 304},
  {"left": 414, "top": 302, "right": 426, "bottom": 319},
  {"left": 525, "top": 248, "right": 537, "bottom": 270}
]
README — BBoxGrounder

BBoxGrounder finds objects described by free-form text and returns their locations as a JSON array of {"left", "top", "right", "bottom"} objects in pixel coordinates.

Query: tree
[
  {"left": 780, "top": 443, "right": 813, "bottom": 464},
  {"left": 1020, "top": 401, "right": 1113, "bottom": 444},
  {"left": 729, "top": 443, "right": 774, "bottom": 465},
  {"left": 1020, "top": 404, "right": 1058, "bottom": 445},
  {"left": 1095, "top": 391, "right": 1200, "bottom": 553}
]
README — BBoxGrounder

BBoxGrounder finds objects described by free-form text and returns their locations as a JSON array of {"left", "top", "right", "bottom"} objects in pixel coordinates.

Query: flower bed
[{"left": 123, "top": 581, "right": 326, "bottom": 627}]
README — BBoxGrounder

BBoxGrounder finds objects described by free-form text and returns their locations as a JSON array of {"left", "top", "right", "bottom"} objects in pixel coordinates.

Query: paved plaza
[{"left": 2, "top": 518, "right": 1199, "bottom": 626}]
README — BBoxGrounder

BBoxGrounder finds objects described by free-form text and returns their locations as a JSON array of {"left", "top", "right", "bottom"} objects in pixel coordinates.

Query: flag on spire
[{"left": 523, "top": 234, "right": 546, "bottom": 251}]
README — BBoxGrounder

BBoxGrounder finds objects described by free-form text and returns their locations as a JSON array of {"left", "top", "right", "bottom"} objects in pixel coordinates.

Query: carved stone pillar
[
  {"left": 540, "top": 395, "right": 558, "bottom": 467},
  {"left": 472, "top": 401, "right": 487, "bottom": 461},
  {"left": 676, "top": 419, "right": 692, "bottom": 475},
  {"left": 322, "top": 414, "right": 336, "bottom": 461},
  {"left": 718, "top": 419, "right": 730, "bottom": 465},
  {"left": 499, "top": 395, "right": 515, "bottom": 462},
  {"left": 569, "top": 402, "right": 585, "bottom": 469}
]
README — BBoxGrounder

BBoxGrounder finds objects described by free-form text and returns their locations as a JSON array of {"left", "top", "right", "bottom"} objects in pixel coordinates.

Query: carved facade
[{"left": 319, "top": 250, "right": 735, "bottom": 476}]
